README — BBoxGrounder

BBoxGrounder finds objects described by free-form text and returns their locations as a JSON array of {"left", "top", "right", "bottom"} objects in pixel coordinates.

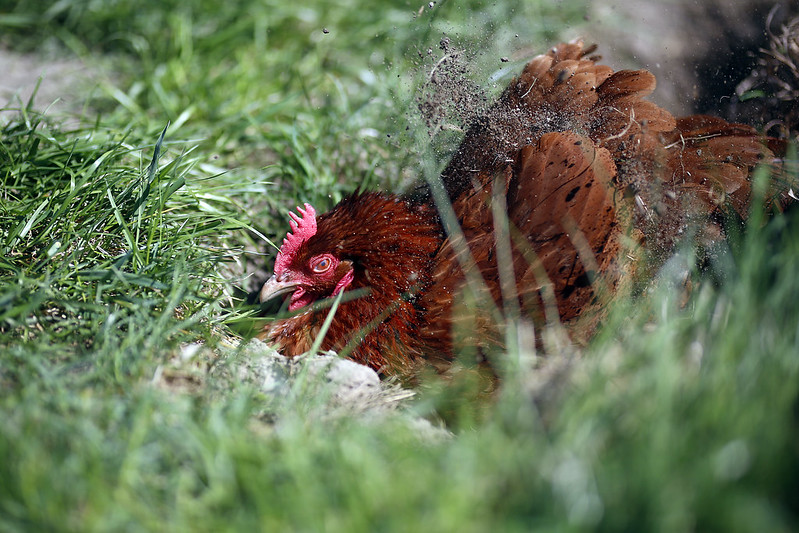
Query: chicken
[{"left": 258, "top": 41, "right": 790, "bottom": 377}]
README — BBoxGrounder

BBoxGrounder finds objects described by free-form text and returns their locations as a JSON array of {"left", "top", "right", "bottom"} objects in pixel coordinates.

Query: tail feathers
[{"left": 663, "top": 115, "right": 790, "bottom": 218}]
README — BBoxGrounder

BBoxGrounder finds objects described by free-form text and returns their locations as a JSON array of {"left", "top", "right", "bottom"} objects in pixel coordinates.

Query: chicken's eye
[{"left": 311, "top": 256, "right": 332, "bottom": 273}]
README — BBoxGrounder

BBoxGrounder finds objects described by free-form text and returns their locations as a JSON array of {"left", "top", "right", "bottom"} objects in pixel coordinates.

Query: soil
[{"left": 0, "top": 48, "right": 96, "bottom": 122}]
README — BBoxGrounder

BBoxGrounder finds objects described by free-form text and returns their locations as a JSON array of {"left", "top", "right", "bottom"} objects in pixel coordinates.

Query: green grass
[{"left": 1, "top": 0, "right": 799, "bottom": 531}]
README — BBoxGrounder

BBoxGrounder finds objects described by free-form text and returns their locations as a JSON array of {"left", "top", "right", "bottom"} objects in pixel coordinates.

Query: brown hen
[{"left": 258, "top": 41, "right": 790, "bottom": 377}]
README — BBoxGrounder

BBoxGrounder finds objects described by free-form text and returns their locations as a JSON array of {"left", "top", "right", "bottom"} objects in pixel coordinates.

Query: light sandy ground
[{"left": 0, "top": 49, "right": 96, "bottom": 120}]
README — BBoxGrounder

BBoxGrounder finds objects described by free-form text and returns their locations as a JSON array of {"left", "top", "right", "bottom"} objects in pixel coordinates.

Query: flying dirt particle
[{"left": 416, "top": 37, "right": 488, "bottom": 137}]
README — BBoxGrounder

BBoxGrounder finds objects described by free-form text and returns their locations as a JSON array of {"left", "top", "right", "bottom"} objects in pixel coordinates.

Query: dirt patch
[{"left": 0, "top": 48, "right": 98, "bottom": 121}]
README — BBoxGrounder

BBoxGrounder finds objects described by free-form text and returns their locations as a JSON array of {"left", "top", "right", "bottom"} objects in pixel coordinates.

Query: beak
[{"left": 259, "top": 275, "right": 300, "bottom": 303}]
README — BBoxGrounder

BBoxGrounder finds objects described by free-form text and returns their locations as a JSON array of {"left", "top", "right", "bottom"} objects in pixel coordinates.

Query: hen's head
[
  {"left": 259, "top": 203, "right": 354, "bottom": 312},
  {"left": 259, "top": 193, "right": 443, "bottom": 313}
]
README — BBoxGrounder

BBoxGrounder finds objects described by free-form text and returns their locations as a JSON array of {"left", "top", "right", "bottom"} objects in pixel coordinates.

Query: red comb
[{"left": 274, "top": 203, "right": 317, "bottom": 274}]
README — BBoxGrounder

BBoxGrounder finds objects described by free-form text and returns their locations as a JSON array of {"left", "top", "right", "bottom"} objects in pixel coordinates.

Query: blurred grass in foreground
[{"left": 0, "top": 0, "right": 798, "bottom": 531}]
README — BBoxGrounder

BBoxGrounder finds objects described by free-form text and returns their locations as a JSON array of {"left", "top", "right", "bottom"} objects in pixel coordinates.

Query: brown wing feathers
[{"left": 425, "top": 40, "right": 784, "bottom": 354}]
